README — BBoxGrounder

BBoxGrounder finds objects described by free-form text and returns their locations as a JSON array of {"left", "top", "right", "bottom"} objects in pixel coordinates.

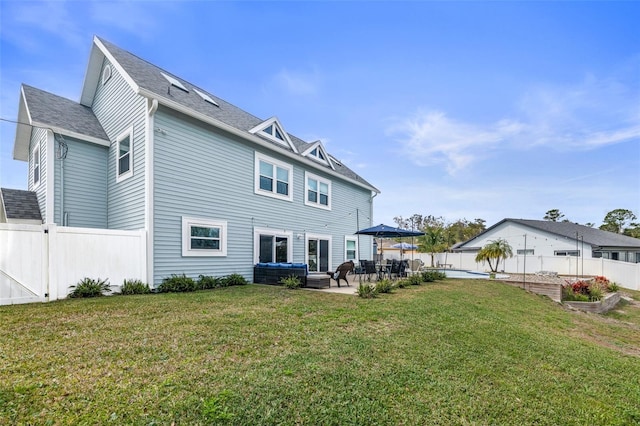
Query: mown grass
[{"left": 1, "top": 280, "right": 639, "bottom": 425}]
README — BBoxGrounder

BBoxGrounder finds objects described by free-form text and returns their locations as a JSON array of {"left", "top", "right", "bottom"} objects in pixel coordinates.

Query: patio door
[{"left": 306, "top": 234, "right": 331, "bottom": 272}]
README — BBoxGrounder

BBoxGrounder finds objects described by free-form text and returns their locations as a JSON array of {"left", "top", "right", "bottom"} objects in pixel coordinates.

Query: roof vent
[
  {"left": 194, "top": 89, "right": 219, "bottom": 107},
  {"left": 161, "top": 72, "right": 188, "bottom": 92}
]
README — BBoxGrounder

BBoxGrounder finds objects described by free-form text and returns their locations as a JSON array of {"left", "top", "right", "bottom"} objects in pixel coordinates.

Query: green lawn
[{"left": 1, "top": 280, "right": 639, "bottom": 425}]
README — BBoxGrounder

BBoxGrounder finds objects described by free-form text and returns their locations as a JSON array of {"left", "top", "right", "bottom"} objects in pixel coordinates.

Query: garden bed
[{"left": 564, "top": 292, "right": 621, "bottom": 314}]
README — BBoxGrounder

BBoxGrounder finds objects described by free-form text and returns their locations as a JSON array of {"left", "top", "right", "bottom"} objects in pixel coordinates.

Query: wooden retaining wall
[{"left": 501, "top": 280, "right": 562, "bottom": 303}]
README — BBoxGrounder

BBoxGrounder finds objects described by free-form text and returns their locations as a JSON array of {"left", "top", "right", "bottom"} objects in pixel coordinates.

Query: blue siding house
[{"left": 8, "top": 36, "right": 379, "bottom": 287}]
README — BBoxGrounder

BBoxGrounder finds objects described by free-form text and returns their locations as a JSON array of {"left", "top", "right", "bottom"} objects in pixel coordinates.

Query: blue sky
[{"left": 1, "top": 1, "right": 638, "bottom": 228}]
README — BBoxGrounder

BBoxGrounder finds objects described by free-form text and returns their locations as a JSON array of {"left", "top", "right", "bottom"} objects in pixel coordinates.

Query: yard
[{"left": 1, "top": 280, "right": 639, "bottom": 425}]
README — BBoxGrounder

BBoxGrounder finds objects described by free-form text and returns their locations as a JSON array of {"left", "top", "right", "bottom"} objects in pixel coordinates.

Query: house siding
[
  {"left": 92, "top": 58, "right": 146, "bottom": 230},
  {"left": 152, "top": 108, "right": 373, "bottom": 285},
  {"left": 28, "top": 128, "right": 47, "bottom": 221},
  {"left": 469, "top": 222, "right": 591, "bottom": 258},
  {"left": 52, "top": 136, "right": 108, "bottom": 228}
]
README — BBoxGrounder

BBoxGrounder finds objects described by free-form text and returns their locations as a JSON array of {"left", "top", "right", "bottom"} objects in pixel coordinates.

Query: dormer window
[
  {"left": 310, "top": 147, "right": 325, "bottom": 161},
  {"left": 248, "top": 117, "right": 298, "bottom": 153},
  {"left": 161, "top": 72, "right": 188, "bottom": 92}
]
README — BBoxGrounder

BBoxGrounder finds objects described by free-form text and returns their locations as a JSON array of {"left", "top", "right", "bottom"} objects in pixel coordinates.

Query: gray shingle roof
[
  {"left": 97, "top": 37, "right": 376, "bottom": 190},
  {"left": 507, "top": 219, "right": 640, "bottom": 248},
  {"left": 22, "top": 85, "right": 109, "bottom": 142},
  {"left": 1, "top": 188, "right": 42, "bottom": 221}
]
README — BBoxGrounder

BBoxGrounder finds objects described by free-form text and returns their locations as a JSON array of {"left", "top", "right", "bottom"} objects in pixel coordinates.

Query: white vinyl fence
[
  {"left": 389, "top": 252, "right": 640, "bottom": 290},
  {"left": 0, "top": 223, "right": 146, "bottom": 305}
]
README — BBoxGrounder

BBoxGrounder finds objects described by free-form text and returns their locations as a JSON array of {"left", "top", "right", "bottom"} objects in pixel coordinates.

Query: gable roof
[
  {"left": 13, "top": 85, "right": 109, "bottom": 161},
  {"left": 80, "top": 36, "right": 378, "bottom": 193},
  {"left": 459, "top": 218, "right": 640, "bottom": 249},
  {"left": 0, "top": 188, "right": 42, "bottom": 222}
]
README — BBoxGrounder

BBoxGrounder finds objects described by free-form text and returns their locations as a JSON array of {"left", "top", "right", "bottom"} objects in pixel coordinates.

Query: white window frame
[
  {"left": 254, "top": 152, "right": 293, "bottom": 202},
  {"left": 304, "top": 172, "right": 331, "bottom": 210},
  {"left": 305, "top": 232, "right": 332, "bottom": 273},
  {"left": 253, "top": 227, "right": 293, "bottom": 264},
  {"left": 517, "top": 249, "right": 534, "bottom": 255},
  {"left": 102, "top": 64, "right": 112, "bottom": 85},
  {"left": 345, "top": 236, "right": 358, "bottom": 262},
  {"left": 116, "top": 127, "right": 134, "bottom": 182},
  {"left": 182, "top": 217, "right": 228, "bottom": 257},
  {"left": 32, "top": 143, "right": 41, "bottom": 189}
]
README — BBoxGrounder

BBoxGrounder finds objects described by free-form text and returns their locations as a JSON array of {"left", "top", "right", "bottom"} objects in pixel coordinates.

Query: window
[
  {"left": 305, "top": 172, "right": 331, "bottom": 210},
  {"left": 254, "top": 228, "right": 292, "bottom": 263},
  {"left": 517, "top": 249, "right": 534, "bottom": 255},
  {"left": 116, "top": 127, "right": 133, "bottom": 181},
  {"left": 33, "top": 143, "right": 41, "bottom": 188},
  {"left": 248, "top": 118, "right": 298, "bottom": 152},
  {"left": 182, "top": 217, "right": 227, "bottom": 257},
  {"left": 102, "top": 65, "right": 112, "bottom": 85},
  {"left": 554, "top": 250, "right": 579, "bottom": 256},
  {"left": 345, "top": 237, "right": 358, "bottom": 262},
  {"left": 254, "top": 153, "right": 293, "bottom": 201}
]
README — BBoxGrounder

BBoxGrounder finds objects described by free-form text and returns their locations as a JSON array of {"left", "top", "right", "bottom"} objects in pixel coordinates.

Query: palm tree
[
  {"left": 417, "top": 227, "right": 447, "bottom": 267},
  {"left": 475, "top": 239, "right": 513, "bottom": 272}
]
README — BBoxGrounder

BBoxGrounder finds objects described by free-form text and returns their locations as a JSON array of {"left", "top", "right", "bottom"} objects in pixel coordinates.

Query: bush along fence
[
  {"left": 67, "top": 274, "right": 248, "bottom": 298},
  {"left": 357, "top": 270, "right": 447, "bottom": 299}
]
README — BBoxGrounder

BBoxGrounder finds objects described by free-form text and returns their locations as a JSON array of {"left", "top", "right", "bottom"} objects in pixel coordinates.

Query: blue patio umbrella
[
  {"left": 356, "top": 224, "right": 423, "bottom": 259},
  {"left": 392, "top": 242, "right": 418, "bottom": 250}
]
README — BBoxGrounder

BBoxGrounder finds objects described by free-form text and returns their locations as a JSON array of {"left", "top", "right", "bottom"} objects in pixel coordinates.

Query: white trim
[
  {"left": 345, "top": 235, "right": 359, "bottom": 262},
  {"left": 304, "top": 171, "right": 332, "bottom": 210},
  {"left": 115, "top": 126, "right": 134, "bottom": 182},
  {"left": 254, "top": 152, "right": 293, "bottom": 202},
  {"left": 32, "top": 142, "right": 41, "bottom": 189},
  {"left": 145, "top": 98, "right": 157, "bottom": 286},
  {"left": 248, "top": 117, "right": 298, "bottom": 153},
  {"left": 305, "top": 232, "right": 332, "bottom": 272},
  {"left": 101, "top": 64, "right": 112, "bottom": 85},
  {"left": 136, "top": 88, "right": 379, "bottom": 194},
  {"left": 301, "top": 141, "right": 334, "bottom": 170},
  {"left": 253, "top": 227, "right": 293, "bottom": 264},
  {"left": 32, "top": 122, "right": 110, "bottom": 147},
  {"left": 45, "top": 131, "right": 54, "bottom": 224},
  {"left": 182, "top": 216, "right": 227, "bottom": 257}
]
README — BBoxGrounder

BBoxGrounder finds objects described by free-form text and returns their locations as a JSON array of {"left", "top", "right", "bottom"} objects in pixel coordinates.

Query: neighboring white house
[
  {"left": 453, "top": 218, "right": 640, "bottom": 263},
  {"left": 2, "top": 36, "right": 379, "bottom": 290}
]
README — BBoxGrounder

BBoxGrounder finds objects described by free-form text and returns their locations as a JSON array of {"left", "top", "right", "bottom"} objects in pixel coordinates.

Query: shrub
[
  {"left": 223, "top": 273, "right": 248, "bottom": 287},
  {"left": 198, "top": 275, "right": 223, "bottom": 290},
  {"left": 375, "top": 279, "right": 393, "bottom": 294},
  {"left": 158, "top": 274, "right": 197, "bottom": 293},
  {"left": 280, "top": 275, "right": 302, "bottom": 289},
  {"left": 608, "top": 281, "right": 620, "bottom": 292},
  {"left": 69, "top": 277, "right": 111, "bottom": 298},
  {"left": 121, "top": 279, "right": 151, "bottom": 295},
  {"left": 357, "top": 283, "right": 377, "bottom": 298},
  {"left": 395, "top": 279, "right": 410, "bottom": 288},
  {"left": 588, "top": 282, "right": 605, "bottom": 302},
  {"left": 421, "top": 270, "right": 445, "bottom": 282},
  {"left": 407, "top": 274, "right": 423, "bottom": 286}
]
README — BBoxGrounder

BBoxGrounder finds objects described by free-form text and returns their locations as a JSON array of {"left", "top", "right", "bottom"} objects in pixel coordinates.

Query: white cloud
[
  {"left": 387, "top": 110, "right": 522, "bottom": 174},
  {"left": 273, "top": 68, "right": 321, "bottom": 96},
  {"left": 389, "top": 68, "right": 640, "bottom": 175}
]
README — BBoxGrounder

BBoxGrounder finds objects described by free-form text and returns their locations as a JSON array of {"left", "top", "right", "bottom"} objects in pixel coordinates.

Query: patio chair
[
  {"left": 326, "top": 260, "right": 355, "bottom": 287},
  {"left": 359, "top": 260, "right": 378, "bottom": 281},
  {"left": 389, "top": 260, "right": 402, "bottom": 280},
  {"left": 407, "top": 259, "right": 423, "bottom": 275}
]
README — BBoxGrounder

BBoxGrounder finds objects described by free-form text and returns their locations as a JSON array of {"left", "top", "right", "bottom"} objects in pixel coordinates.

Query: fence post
[{"left": 47, "top": 224, "right": 57, "bottom": 301}]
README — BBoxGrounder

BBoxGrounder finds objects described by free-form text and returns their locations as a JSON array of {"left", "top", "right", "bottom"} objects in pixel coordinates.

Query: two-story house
[{"left": 8, "top": 36, "right": 379, "bottom": 287}]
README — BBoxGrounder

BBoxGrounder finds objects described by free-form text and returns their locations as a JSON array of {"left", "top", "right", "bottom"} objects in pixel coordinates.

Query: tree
[
  {"left": 544, "top": 209, "right": 565, "bottom": 222},
  {"left": 417, "top": 227, "right": 447, "bottom": 267},
  {"left": 599, "top": 209, "right": 637, "bottom": 234},
  {"left": 475, "top": 239, "right": 513, "bottom": 273}
]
